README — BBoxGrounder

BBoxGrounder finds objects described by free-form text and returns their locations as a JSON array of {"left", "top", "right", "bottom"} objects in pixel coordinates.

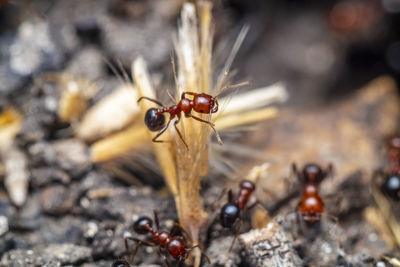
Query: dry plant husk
[
  {"left": 43, "top": 73, "right": 99, "bottom": 123},
  {"left": 76, "top": 83, "right": 140, "bottom": 142},
  {"left": 0, "top": 107, "right": 27, "bottom": 207}
]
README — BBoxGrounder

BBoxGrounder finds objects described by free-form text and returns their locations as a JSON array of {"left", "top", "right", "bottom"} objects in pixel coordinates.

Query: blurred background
[{"left": 1, "top": 0, "right": 400, "bottom": 104}]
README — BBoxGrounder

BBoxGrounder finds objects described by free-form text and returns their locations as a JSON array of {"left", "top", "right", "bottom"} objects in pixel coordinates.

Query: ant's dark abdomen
[
  {"left": 133, "top": 216, "right": 153, "bottom": 234},
  {"left": 145, "top": 108, "right": 165, "bottom": 131},
  {"left": 220, "top": 203, "right": 240, "bottom": 228},
  {"left": 381, "top": 174, "right": 400, "bottom": 200}
]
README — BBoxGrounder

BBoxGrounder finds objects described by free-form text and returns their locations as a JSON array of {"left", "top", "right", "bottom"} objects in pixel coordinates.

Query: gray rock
[
  {"left": 206, "top": 236, "right": 241, "bottom": 267},
  {"left": 1, "top": 243, "right": 91, "bottom": 266},
  {"left": 50, "top": 139, "right": 90, "bottom": 178},
  {"left": 30, "top": 168, "right": 71, "bottom": 188},
  {"left": 65, "top": 47, "right": 106, "bottom": 81},
  {"left": 0, "top": 216, "right": 9, "bottom": 237},
  {"left": 239, "top": 220, "right": 303, "bottom": 267}
]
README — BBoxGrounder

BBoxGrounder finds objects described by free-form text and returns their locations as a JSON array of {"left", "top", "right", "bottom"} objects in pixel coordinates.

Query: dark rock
[
  {"left": 40, "top": 185, "right": 71, "bottom": 215},
  {"left": 9, "top": 194, "right": 41, "bottom": 231},
  {"left": 0, "top": 233, "right": 15, "bottom": 255}
]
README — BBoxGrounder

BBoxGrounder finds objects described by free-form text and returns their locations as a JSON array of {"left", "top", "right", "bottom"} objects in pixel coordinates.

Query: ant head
[
  {"left": 240, "top": 180, "right": 256, "bottom": 192},
  {"left": 133, "top": 216, "right": 153, "bottom": 234},
  {"left": 381, "top": 174, "right": 400, "bottom": 200},
  {"left": 144, "top": 108, "right": 165, "bottom": 131},
  {"left": 388, "top": 137, "right": 400, "bottom": 150},
  {"left": 112, "top": 260, "right": 130, "bottom": 267},
  {"left": 302, "top": 163, "right": 323, "bottom": 183},
  {"left": 220, "top": 203, "right": 240, "bottom": 228}
]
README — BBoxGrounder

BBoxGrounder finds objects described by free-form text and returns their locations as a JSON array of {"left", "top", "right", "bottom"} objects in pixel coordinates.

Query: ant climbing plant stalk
[
  {"left": 134, "top": 3, "right": 213, "bottom": 265},
  {"left": 132, "top": 1, "right": 287, "bottom": 266}
]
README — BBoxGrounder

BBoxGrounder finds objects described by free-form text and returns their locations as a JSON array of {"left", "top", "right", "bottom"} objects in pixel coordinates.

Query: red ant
[
  {"left": 375, "top": 137, "right": 400, "bottom": 200},
  {"left": 114, "top": 210, "right": 210, "bottom": 267},
  {"left": 292, "top": 163, "right": 332, "bottom": 224},
  {"left": 219, "top": 180, "right": 260, "bottom": 252},
  {"left": 138, "top": 81, "right": 251, "bottom": 149}
]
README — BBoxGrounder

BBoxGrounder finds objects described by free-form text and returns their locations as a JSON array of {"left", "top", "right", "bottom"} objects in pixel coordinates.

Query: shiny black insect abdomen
[
  {"left": 381, "top": 174, "right": 400, "bottom": 200},
  {"left": 220, "top": 203, "right": 240, "bottom": 228},
  {"left": 144, "top": 108, "right": 165, "bottom": 131}
]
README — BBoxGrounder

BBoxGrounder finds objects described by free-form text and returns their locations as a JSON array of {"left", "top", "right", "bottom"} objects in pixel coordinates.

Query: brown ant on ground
[
  {"left": 292, "top": 163, "right": 333, "bottom": 224},
  {"left": 373, "top": 137, "right": 400, "bottom": 200},
  {"left": 219, "top": 180, "right": 261, "bottom": 252},
  {"left": 138, "top": 81, "right": 251, "bottom": 149},
  {"left": 112, "top": 210, "right": 210, "bottom": 267}
]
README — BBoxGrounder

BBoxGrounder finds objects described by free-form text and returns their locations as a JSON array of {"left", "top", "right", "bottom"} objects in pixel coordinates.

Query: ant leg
[
  {"left": 228, "top": 219, "right": 243, "bottom": 253},
  {"left": 319, "top": 163, "right": 334, "bottom": 184},
  {"left": 159, "top": 246, "right": 172, "bottom": 267},
  {"left": 173, "top": 119, "right": 189, "bottom": 150},
  {"left": 209, "top": 188, "right": 228, "bottom": 210},
  {"left": 228, "top": 189, "right": 234, "bottom": 202},
  {"left": 124, "top": 237, "right": 156, "bottom": 264},
  {"left": 245, "top": 200, "right": 267, "bottom": 213},
  {"left": 137, "top": 96, "right": 165, "bottom": 107},
  {"left": 186, "top": 114, "right": 223, "bottom": 145},
  {"left": 186, "top": 244, "right": 211, "bottom": 264},
  {"left": 291, "top": 163, "right": 303, "bottom": 182},
  {"left": 152, "top": 120, "right": 172, "bottom": 143},
  {"left": 166, "top": 89, "right": 176, "bottom": 103},
  {"left": 153, "top": 209, "right": 160, "bottom": 232}
]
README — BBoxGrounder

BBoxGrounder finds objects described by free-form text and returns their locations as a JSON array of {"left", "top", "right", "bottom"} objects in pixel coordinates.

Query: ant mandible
[
  {"left": 377, "top": 137, "right": 400, "bottom": 200},
  {"left": 115, "top": 210, "right": 210, "bottom": 267},
  {"left": 292, "top": 163, "right": 332, "bottom": 224},
  {"left": 138, "top": 81, "right": 251, "bottom": 149},
  {"left": 219, "top": 180, "right": 259, "bottom": 252}
]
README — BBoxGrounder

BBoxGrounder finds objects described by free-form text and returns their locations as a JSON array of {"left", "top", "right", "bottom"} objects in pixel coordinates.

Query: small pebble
[
  {"left": 0, "top": 216, "right": 9, "bottom": 236},
  {"left": 84, "top": 222, "right": 99, "bottom": 239},
  {"left": 40, "top": 185, "right": 70, "bottom": 215}
]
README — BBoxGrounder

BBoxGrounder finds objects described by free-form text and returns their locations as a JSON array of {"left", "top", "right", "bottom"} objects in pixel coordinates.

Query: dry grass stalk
[
  {"left": 133, "top": 58, "right": 179, "bottom": 196},
  {"left": 371, "top": 184, "right": 400, "bottom": 248},
  {"left": 90, "top": 124, "right": 148, "bottom": 162}
]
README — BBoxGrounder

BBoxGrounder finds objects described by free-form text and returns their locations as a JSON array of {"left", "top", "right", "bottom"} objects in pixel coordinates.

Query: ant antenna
[
  {"left": 215, "top": 25, "right": 250, "bottom": 93},
  {"left": 117, "top": 59, "right": 131, "bottom": 84},
  {"left": 215, "top": 81, "right": 252, "bottom": 98},
  {"left": 102, "top": 56, "right": 129, "bottom": 86},
  {"left": 170, "top": 53, "right": 180, "bottom": 93}
]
